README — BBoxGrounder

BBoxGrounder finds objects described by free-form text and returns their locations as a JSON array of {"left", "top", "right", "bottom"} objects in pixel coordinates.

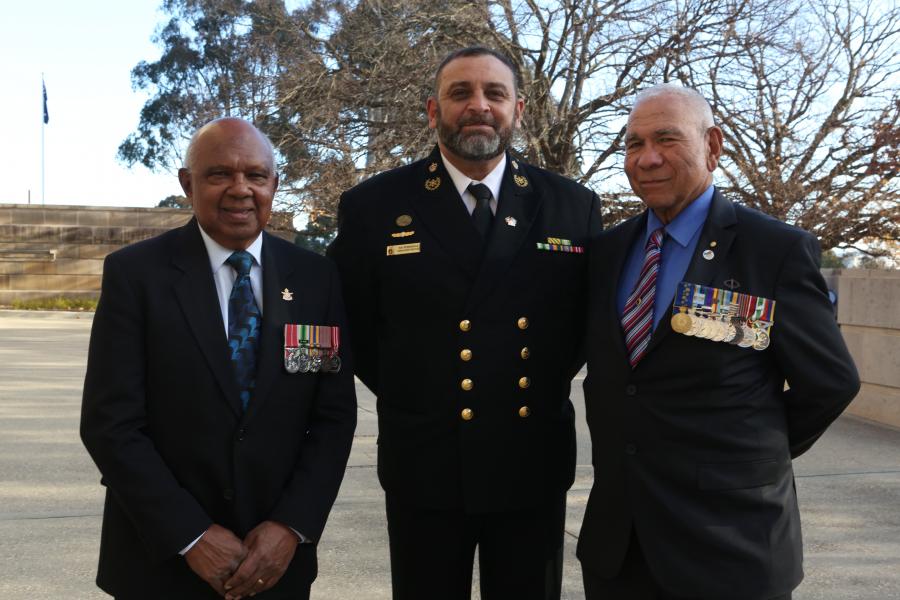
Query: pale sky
[{"left": 0, "top": 1, "right": 182, "bottom": 208}]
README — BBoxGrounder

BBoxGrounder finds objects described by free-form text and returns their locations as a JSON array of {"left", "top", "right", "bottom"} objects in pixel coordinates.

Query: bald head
[
  {"left": 184, "top": 118, "right": 275, "bottom": 172},
  {"left": 632, "top": 84, "right": 715, "bottom": 134}
]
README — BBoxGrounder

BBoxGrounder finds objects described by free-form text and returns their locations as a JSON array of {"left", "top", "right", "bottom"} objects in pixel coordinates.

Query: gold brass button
[
  {"left": 459, "top": 319, "right": 471, "bottom": 332},
  {"left": 517, "top": 317, "right": 529, "bottom": 330},
  {"left": 520, "top": 347, "right": 530, "bottom": 360},
  {"left": 518, "top": 406, "right": 531, "bottom": 418},
  {"left": 460, "top": 349, "right": 473, "bottom": 361},
  {"left": 461, "top": 408, "right": 474, "bottom": 421},
  {"left": 461, "top": 378, "right": 474, "bottom": 391},
  {"left": 518, "top": 377, "right": 530, "bottom": 389}
]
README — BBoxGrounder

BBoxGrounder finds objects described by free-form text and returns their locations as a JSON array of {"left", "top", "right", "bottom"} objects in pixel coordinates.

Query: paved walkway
[{"left": 0, "top": 310, "right": 898, "bottom": 599}]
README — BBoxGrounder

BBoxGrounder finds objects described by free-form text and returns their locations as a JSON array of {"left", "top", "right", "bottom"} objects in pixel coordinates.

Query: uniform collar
[
  {"left": 197, "top": 224, "right": 264, "bottom": 273},
  {"left": 441, "top": 151, "right": 507, "bottom": 201}
]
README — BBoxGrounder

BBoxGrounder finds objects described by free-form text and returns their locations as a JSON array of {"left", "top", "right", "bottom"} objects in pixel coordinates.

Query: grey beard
[{"left": 437, "top": 120, "right": 512, "bottom": 161}]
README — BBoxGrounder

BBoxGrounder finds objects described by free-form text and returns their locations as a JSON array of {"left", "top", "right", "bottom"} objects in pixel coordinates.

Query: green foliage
[
  {"left": 294, "top": 214, "right": 337, "bottom": 256},
  {"left": 820, "top": 250, "right": 845, "bottom": 268},
  {"left": 10, "top": 297, "right": 98, "bottom": 311},
  {"left": 158, "top": 194, "right": 191, "bottom": 208}
]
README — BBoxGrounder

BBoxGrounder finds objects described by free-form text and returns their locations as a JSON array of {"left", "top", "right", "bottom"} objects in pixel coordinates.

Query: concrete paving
[{"left": 0, "top": 310, "right": 898, "bottom": 599}]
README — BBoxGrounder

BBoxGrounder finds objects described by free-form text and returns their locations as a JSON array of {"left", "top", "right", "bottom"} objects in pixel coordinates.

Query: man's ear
[
  {"left": 178, "top": 168, "right": 193, "bottom": 198},
  {"left": 514, "top": 96, "right": 525, "bottom": 128},
  {"left": 426, "top": 96, "right": 439, "bottom": 130},
  {"left": 706, "top": 126, "right": 724, "bottom": 172}
]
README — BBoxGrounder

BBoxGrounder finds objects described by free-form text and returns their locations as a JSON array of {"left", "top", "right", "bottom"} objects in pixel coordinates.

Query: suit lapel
[
  {"left": 172, "top": 219, "right": 243, "bottom": 417},
  {"left": 242, "top": 233, "right": 297, "bottom": 423},
  {"left": 607, "top": 214, "right": 647, "bottom": 367},
  {"left": 410, "top": 146, "right": 483, "bottom": 281},
  {"left": 465, "top": 157, "right": 542, "bottom": 313},
  {"left": 644, "top": 188, "right": 738, "bottom": 356}
]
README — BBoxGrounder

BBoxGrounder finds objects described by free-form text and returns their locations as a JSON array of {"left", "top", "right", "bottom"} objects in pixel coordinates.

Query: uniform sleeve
[
  {"left": 771, "top": 233, "right": 860, "bottom": 457},
  {"left": 326, "top": 192, "right": 380, "bottom": 394}
]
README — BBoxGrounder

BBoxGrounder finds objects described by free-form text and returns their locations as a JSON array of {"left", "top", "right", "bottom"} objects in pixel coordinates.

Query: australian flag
[{"left": 42, "top": 79, "right": 49, "bottom": 124}]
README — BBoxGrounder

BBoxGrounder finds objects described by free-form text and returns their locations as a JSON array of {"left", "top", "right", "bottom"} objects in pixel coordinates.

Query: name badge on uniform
[
  {"left": 284, "top": 324, "right": 342, "bottom": 373},
  {"left": 386, "top": 242, "right": 421, "bottom": 256},
  {"left": 670, "top": 282, "right": 775, "bottom": 350},
  {"left": 536, "top": 237, "right": 584, "bottom": 254}
]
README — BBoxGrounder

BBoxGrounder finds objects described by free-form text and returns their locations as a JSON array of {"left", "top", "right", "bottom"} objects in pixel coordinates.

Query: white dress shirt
[{"left": 441, "top": 152, "right": 506, "bottom": 216}]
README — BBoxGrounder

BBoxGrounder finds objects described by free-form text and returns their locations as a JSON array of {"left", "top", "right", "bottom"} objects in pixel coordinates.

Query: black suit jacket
[
  {"left": 80, "top": 219, "right": 357, "bottom": 599},
  {"left": 328, "top": 147, "right": 602, "bottom": 512},
  {"left": 577, "top": 189, "right": 859, "bottom": 598}
]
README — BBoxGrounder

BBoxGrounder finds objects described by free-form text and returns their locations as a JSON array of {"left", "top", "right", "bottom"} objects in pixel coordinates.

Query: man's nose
[
  {"left": 637, "top": 145, "right": 664, "bottom": 169},
  {"left": 228, "top": 173, "right": 252, "bottom": 196},
  {"left": 467, "top": 90, "right": 491, "bottom": 113}
]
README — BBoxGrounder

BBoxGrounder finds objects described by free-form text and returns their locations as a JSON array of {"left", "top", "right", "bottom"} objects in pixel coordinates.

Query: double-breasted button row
[{"left": 459, "top": 407, "right": 531, "bottom": 421}]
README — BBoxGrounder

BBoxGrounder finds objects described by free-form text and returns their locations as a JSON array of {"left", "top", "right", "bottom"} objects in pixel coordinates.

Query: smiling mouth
[{"left": 222, "top": 207, "right": 255, "bottom": 221}]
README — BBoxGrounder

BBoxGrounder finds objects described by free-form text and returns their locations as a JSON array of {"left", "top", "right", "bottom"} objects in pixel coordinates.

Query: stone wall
[
  {"left": 823, "top": 268, "right": 900, "bottom": 429},
  {"left": 0, "top": 204, "right": 295, "bottom": 304}
]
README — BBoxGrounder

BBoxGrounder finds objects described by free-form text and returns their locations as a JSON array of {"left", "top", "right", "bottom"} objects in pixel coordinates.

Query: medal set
[
  {"left": 670, "top": 282, "right": 775, "bottom": 350},
  {"left": 284, "top": 324, "right": 342, "bottom": 373}
]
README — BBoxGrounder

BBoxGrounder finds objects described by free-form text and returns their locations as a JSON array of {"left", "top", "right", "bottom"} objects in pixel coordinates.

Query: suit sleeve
[
  {"left": 326, "top": 192, "right": 380, "bottom": 394},
  {"left": 80, "top": 254, "right": 212, "bottom": 562},
  {"left": 268, "top": 262, "right": 357, "bottom": 542},
  {"left": 771, "top": 233, "right": 860, "bottom": 457}
]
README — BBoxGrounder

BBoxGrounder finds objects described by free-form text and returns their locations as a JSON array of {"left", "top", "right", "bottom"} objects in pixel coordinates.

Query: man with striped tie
[
  {"left": 577, "top": 84, "right": 859, "bottom": 599},
  {"left": 80, "top": 118, "right": 356, "bottom": 599}
]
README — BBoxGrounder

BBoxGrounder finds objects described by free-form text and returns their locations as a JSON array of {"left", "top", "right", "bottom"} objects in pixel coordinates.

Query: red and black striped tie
[{"left": 621, "top": 228, "right": 665, "bottom": 368}]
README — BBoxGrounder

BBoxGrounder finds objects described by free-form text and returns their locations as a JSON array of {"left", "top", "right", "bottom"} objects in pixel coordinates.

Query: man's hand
[
  {"left": 184, "top": 524, "right": 247, "bottom": 596},
  {"left": 223, "top": 521, "right": 299, "bottom": 600}
]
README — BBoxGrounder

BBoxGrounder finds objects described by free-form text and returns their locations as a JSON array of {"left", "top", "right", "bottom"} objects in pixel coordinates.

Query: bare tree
[{"left": 120, "top": 0, "right": 899, "bottom": 254}]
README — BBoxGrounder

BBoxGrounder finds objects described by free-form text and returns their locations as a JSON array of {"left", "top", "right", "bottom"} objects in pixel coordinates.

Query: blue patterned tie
[{"left": 226, "top": 251, "right": 260, "bottom": 410}]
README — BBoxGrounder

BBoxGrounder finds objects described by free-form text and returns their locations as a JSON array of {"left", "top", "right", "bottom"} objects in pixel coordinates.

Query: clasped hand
[{"left": 184, "top": 521, "right": 299, "bottom": 599}]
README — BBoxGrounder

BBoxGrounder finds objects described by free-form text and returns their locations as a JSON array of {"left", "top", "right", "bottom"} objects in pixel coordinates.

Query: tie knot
[
  {"left": 647, "top": 228, "right": 665, "bottom": 250},
  {"left": 227, "top": 250, "right": 254, "bottom": 277},
  {"left": 468, "top": 183, "right": 492, "bottom": 203}
]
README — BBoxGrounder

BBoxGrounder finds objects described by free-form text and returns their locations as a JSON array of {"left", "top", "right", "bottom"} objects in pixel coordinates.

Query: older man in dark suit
[
  {"left": 81, "top": 118, "right": 356, "bottom": 600},
  {"left": 577, "top": 84, "right": 860, "bottom": 599},
  {"left": 328, "top": 47, "right": 602, "bottom": 599}
]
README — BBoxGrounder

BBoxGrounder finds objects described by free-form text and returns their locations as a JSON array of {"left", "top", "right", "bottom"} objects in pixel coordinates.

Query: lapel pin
[
  {"left": 724, "top": 278, "right": 740, "bottom": 290},
  {"left": 514, "top": 174, "right": 528, "bottom": 188},
  {"left": 702, "top": 249, "right": 715, "bottom": 260},
  {"left": 511, "top": 160, "right": 519, "bottom": 169},
  {"left": 396, "top": 214, "right": 413, "bottom": 227},
  {"left": 428, "top": 162, "right": 438, "bottom": 173},
  {"left": 505, "top": 216, "right": 517, "bottom": 227},
  {"left": 281, "top": 288, "right": 294, "bottom": 301},
  {"left": 424, "top": 176, "right": 441, "bottom": 191}
]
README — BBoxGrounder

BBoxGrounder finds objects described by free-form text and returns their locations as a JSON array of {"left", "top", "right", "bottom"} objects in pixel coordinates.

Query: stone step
[
  {"left": 0, "top": 205, "right": 192, "bottom": 228},
  {"left": 0, "top": 258, "right": 104, "bottom": 276},
  {"left": 0, "top": 224, "right": 176, "bottom": 245},
  {"left": 0, "top": 273, "right": 102, "bottom": 292},
  {"left": 0, "top": 289, "right": 99, "bottom": 304}
]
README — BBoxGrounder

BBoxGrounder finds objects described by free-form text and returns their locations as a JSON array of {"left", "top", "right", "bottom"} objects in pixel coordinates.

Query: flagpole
[{"left": 41, "top": 73, "right": 46, "bottom": 204}]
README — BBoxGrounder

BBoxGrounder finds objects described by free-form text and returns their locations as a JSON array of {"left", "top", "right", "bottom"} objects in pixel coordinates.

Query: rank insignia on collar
[
  {"left": 425, "top": 176, "right": 441, "bottom": 191},
  {"left": 428, "top": 162, "right": 438, "bottom": 173},
  {"left": 514, "top": 174, "right": 528, "bottom": 188},
  {"left": 511, "top": 160, "right": 519, "bottom": 169},
  {"left": 281, "top": 288, "right": 294, "bottom": 301}
]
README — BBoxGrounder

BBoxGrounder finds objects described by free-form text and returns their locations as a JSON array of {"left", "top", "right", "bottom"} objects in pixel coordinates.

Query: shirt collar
[
  {"left": 197, "top": 223, "right": 264, "bottom": 273},
  {"left": 645, "top": 184, "right": 714, "bottom": 248},
  {"left": 441, "top": 151, "right": 507, "bottom": 201}
]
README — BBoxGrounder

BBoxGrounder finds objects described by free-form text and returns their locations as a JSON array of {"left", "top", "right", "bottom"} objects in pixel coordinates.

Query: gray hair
[
  {"left": 182, "top": 118, "right": 276, "bottom": 171},
  {"left": 632, "top": 83, "right": 715, "bottom": 131}
]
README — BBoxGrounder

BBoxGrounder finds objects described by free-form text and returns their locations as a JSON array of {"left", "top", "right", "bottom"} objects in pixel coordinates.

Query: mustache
[{"left": 457, "top": 115, "right": 497, "bottom": 128}]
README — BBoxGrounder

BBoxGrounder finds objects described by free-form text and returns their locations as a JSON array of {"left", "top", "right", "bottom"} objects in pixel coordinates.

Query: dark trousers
[
  {"left": 582, "top": 531, "right": 791, "bottom": 600},
  {"left": 385, "top": 494, "right": 566, "bottom": 600}
]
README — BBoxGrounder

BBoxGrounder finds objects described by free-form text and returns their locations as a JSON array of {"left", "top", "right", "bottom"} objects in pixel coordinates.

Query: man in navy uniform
[
  {"left": 328, "top": 47, "right": 602, "bottom": 599},
  {"left": 81, "top": 118, "right": 357, "bottom": 599},
  {"left": 577, "top": 84, "right": 860, "bottom": 599}
]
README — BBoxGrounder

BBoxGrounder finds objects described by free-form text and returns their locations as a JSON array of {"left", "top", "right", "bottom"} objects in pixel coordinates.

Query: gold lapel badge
[
  {"left": 396, "top": 214, "right": 413, "bottom": 227},
  {"left": 425, "top": 176, "right": 441, "bottom": 191},
  {"left": 511, "top": 160, "right": 519, "bottom": 169},
  {"left": 428, "top": 162, "right": 438, "bottom": 173},
  {"left": 281, "top": 288, "right": 294, "bottom": 301},
  {"left": 514, "top": 174, "right": 528, "bottom": 188},
  {"left": 391, "top": 230, "right": 415, "bottom": 238},
  {"left": 505, "top": 216, "right": 517, "bottom": 227}
]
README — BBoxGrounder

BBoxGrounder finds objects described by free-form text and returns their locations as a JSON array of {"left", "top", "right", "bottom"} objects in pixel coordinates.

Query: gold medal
[{"left": 671, "top": 310, "right": 693, "bottom": 334}]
